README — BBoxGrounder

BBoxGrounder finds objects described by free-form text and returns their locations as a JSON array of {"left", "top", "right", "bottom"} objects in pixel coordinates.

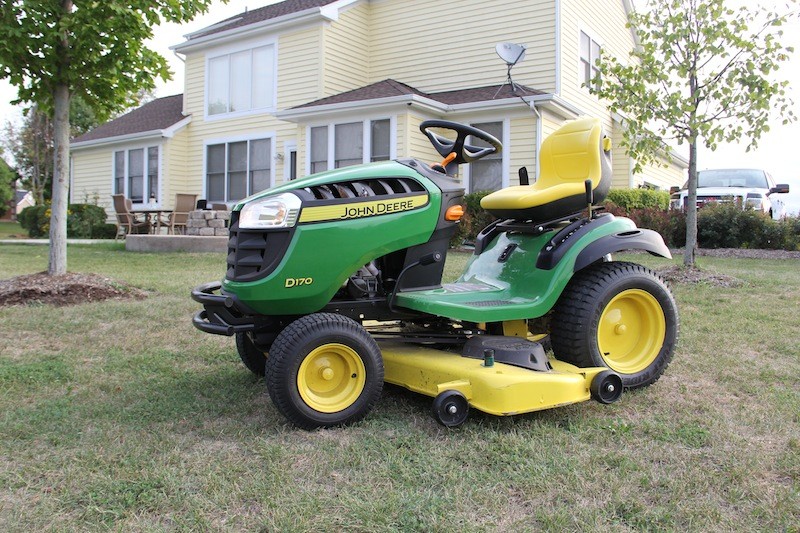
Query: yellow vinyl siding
[
  {"left": 634, "top": 158, "right": 686, "bottom": 190},
  {"left": 323, "top": 3, "right": 370, "bottom": 96},
  {"left": 71, "top": 147, "right": 114, "bottom": 219},
  {"left": 162, "top": 127, "right": 190, "bottom": 208},
  {"left": 559, "top": 0, "right": 632, "bottom": 117},
  {"left": 508, "top": 115, "right": 537, "bottom": 186},
  {"left": 278, "top": 27, "right": 325, "bottom": 109},
  {"left": 611, "top": 123, "right": 630, "bottom": 189},
  {"left": 369, "top": 0, "right": 557, "bottom": 93}
]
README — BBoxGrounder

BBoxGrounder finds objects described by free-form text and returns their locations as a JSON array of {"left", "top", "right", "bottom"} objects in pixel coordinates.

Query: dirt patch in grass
[
  {"left": 0, "top": 272, "right": 147, "bottom": 307},
  {"left": 656, "top": 265, "right": 743, "bottom": 287}
]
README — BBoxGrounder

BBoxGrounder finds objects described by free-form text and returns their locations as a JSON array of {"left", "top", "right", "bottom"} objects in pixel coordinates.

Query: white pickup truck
[{"left": 669, "top": 168, "right": 790, "bottom": 220}]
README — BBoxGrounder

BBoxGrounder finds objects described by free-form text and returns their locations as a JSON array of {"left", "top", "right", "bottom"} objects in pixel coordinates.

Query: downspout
[{"left": 530, "top": 100, "right": 542, "bottom": 181}]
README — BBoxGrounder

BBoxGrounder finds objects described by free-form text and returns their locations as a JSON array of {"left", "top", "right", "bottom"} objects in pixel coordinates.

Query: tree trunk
[
  {"left": 48, "top": 83, "right": 70, "bottom": 275},
  {"left": 683, "top": 138, "right": 698, "bottom": 267},
  {"left": 48, "top": 0, "right": 73, "bottom": 275}
]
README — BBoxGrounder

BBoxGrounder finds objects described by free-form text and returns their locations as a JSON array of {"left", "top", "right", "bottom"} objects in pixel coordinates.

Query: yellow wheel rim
[
  {"left": 597, "top": 289, "right": 666, "bottom": 374},
  {"left": 297, "top": 343, "right": 366, "bottom": 413}
]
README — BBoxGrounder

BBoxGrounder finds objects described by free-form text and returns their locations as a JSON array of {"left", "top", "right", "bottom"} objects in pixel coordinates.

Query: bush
[
  {"left": 450, "top": 191, "right": 495, "bottom": 247},
  {"left": 606, "top": 188, "right": 670, "bottom": 210},
  {"left": 697, "top": 203, "right": 800, "bottom": 250},
  {"left": 18, "top": 204, "right": 50, "bottom": 238},
  {"left": 18, "top": 203, "right": 114, "bottom": 239}
]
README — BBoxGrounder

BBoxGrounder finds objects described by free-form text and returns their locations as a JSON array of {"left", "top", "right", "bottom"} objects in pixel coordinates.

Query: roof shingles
[{"left": 72, "top": 95, "right": 185, "bottom": 144}]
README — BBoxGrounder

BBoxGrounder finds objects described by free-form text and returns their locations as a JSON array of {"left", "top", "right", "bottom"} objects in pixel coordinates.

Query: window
[
  {"left": 580, "top": 31, "right": 601, "bottom": 90},
  {"left": 207, "top": 44, "right": 275, "bottom": 116},
  {"left": 309, "top": 119, "right": 392, "bottom": 173},
  {"left": 206, "top": 138, "right": 272, "bottom": 203},
  {"left": 468, "top": 122, "right": 503, "bottom": 193},
  {"left": 113, "top": 146, "right": 159, "bottom": 203},
  {"left": 310, "top": 126, "right": 328, "bottom": 174},
  {"left": 335, "top": 122, "right": 363, "bottom": 168}
]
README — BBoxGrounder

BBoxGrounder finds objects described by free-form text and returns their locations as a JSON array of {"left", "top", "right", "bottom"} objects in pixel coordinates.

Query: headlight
[
  {"left": 745, "top": 193, "right": 763, "bottom": 210},
  {"left": 238, "top": 193, "right": 302, "bottom": 229}
]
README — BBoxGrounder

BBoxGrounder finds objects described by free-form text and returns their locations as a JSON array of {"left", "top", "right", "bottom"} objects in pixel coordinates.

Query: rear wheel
[
  {"left": 551, "top": 262, "right": 679, "bottom": 389},
  {"left": 235, "top": 332, "right": 267, "bottom": 376},
  {"left": 266, "top": 313, "right": 384, "bottom": 429}
]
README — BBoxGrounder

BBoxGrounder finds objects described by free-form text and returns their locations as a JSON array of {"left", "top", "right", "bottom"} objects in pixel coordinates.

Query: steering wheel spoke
[{"left": 420, "top": 120, "right": 502, "bottom": 168}]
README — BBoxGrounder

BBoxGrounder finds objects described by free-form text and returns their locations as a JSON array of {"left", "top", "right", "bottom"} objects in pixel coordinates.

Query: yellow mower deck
[{"left": 380, "top": 341, "right": 608, "bottom": 416}]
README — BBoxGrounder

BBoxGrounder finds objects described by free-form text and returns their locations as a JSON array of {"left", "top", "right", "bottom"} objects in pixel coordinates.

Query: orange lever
[{"left": 440, "top": 152, "right": 457, "bottom": 168}]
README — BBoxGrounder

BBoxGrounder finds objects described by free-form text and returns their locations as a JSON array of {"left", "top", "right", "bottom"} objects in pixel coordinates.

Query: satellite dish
[{"left": 496, "top": 42, "right": 527, "bottom": 67}]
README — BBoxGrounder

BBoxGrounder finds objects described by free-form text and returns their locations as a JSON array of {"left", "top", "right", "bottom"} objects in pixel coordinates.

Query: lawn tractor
[{"left": 192, "top": 117, "right": 679, "bottom": 429}]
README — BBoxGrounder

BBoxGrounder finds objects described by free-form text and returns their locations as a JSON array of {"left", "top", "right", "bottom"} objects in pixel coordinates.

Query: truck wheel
[
  {"left": 551, "top": 262, "right": 679, "bottom": 389},
  {"left": 266, "top": 313, "right": 383, "bottom": 429},
  {"left": 235, "top": 332, "right": 266, "bottom": 376}
]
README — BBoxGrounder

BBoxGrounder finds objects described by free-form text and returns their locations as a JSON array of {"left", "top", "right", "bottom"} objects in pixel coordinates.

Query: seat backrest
[
  {"left": 538, "top": 117, "right": 612, "bottom": 202},
  {"left": 174, "top": 193, "right": 198, "bottom": 214},
  {"left": 112, "top": 194, "right": 132, "bottom": 224}
]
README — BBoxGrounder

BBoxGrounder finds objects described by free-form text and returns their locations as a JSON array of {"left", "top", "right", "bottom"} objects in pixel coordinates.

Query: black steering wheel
[{"left": 420, "top": 120, "right": 502, "bottom": 165}]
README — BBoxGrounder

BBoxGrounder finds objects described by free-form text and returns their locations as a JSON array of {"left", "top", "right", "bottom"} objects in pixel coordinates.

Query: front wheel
[
  {"left": 266, "top": 313, "right": 384, "bottom": 429},
  {"left": 551, "top": 262, "right": 679, "bottom": 389}
]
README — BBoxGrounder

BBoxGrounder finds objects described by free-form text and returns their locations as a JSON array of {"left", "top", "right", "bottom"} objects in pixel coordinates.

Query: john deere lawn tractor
[{"left": 192, "top": 117, "right": 679, "bottom": 429}]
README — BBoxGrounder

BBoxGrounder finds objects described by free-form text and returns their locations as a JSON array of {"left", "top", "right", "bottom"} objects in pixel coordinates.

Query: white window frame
[
  {"left": 110, "top": 142, "right": 163, "bottom": 206},
  {"left": 204, "top": 37, "right": 278, "bottom": 121},
  {"left": 305, "top": 116, "right": 397, "bottom": 176},
  {"left": 464, "top": 118, "right": 510, "bottom": 193},
  {"left": 202, "top": 131, "right": 277, "bottom": 205},
  {"left": 579, "top": 28, "right": 603, "bottom": 92}
]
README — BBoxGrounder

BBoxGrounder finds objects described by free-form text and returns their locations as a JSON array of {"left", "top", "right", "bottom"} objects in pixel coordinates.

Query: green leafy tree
[
  {"left": 4, "top": 97, "right": 108, "bottom": 205},
  {"left": 0, "top": 0, "right": 222, "bottom": 275},
  {"left": 593, "top": 0, "right": 796, "bottom": 266},
  {"left": 0, "top": 155, "right": 16, "bottom": 218}
]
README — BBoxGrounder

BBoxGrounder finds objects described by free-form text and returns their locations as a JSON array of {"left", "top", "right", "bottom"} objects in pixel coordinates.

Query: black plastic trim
[
  {"left": 535, "top": 215, "right": 614, "bottom": 270},
  {"left": 573, "top": 229, "right": 672, "bottom": 271}
]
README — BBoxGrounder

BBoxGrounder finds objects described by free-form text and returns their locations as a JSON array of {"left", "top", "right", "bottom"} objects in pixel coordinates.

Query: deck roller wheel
[
  {"left": 432, "top": 390, "right": 469, "bottom": 427},
  {"left": 591, "top": 370, "right": 623, "bottom": 404}
]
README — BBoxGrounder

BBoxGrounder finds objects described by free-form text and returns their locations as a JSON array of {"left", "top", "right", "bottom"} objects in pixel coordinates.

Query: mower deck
[{"left": 379, "top": 341, "right": 608, "bottom": 416}]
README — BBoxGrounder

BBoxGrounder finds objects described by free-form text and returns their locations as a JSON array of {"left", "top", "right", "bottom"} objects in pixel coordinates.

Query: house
[{"left": 70, "top": 0, "right": 687, "bottom": 218}]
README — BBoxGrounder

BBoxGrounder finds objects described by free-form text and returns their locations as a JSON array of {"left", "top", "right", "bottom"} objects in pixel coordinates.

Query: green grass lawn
[
  {"left": 1, "top": 245, "right": 798, "bottom": 531},
  {"left": 0, "top": 220, "right": 25, "bottom": 239}
]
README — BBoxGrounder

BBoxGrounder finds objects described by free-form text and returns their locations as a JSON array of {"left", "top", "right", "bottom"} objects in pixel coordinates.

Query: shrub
[
  {"left": 18, "top": 204, "right": 50, "bottom": 238},
  {"left": 606, "top": 188, "right": 670, "bottom": 210},
  {"left": 697, "top": 203, "right": 800, "bottom": 250},
  {"left": 451, "top": 191, "right": 495, "bottom": 247},
  {"left": 18, "top": 203, "right": 113, "bottom": 239}
]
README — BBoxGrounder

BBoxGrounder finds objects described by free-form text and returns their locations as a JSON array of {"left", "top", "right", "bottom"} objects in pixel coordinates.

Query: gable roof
[
  {"left": 292, "top": 79, "right": 545, "bottom": 110},
  {"left": 71, "top": 95, "right": 187, "bottom": 146},
  {"left": 187, "top": 0, "right": 339, "bottom": 41}
]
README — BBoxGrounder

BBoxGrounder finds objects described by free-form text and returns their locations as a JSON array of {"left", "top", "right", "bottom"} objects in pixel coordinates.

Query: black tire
[
  {"left": 551, "top": 262, "right": 679, "bottom": 389},
  {"left": 266, "top": 313, "right": 384, "bottom": 429},
  {"left": 235, "top": 332, "right": 267, "bottom": 376},
  {"left": 432, "top": 390, "right": 470, "bottom": 427}
]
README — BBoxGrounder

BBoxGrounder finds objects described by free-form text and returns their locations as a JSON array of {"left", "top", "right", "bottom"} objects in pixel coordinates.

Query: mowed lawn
[{"left": 0, "top": 243, "right": 798, "bottom": 531}]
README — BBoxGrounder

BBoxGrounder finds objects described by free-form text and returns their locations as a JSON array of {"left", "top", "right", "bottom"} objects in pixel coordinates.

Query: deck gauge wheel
[{"left": 432, "top": 390, "right": 470, "bottom": 427}]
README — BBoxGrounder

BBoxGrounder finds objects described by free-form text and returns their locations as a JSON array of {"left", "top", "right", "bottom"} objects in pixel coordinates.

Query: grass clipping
[{"left": 0, "top": 272, "right": 147, "bottom": 307}]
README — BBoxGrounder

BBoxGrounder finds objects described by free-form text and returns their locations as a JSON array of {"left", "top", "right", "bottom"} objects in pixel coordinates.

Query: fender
[{"left": 573, "top": 229, "right": 671, "bottom": 272}]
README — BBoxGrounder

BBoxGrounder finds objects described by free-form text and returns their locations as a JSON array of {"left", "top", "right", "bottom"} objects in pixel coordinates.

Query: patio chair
[
  {"left": 112, "top": 194, "right": 151, "bottom": 240},
  {"left": 166, "top": 193, "right": 198, "bottom": 234}
]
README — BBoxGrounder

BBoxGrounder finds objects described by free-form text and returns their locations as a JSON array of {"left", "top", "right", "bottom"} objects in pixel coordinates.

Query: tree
[
  {"left": 4, "top": 97, "right": 103, "bottom": 205},
  {"left": 0, "top": 0, "right": 223, "bottom": 275},
  {"left": 593, "top": 0, "right": 796, "bottom": 267},
  {"left": 0, "top": 155, "right": 16, "bottom": 218}
]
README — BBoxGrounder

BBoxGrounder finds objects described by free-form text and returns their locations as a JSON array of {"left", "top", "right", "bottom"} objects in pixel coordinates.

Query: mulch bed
[{"left": 0, "top": 272, "right": 147, "bottom": 308}]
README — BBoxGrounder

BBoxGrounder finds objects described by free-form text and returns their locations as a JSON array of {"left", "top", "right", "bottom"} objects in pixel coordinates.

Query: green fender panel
[{"left": 395, "top": 215, "right": 638, "bottom": 322}]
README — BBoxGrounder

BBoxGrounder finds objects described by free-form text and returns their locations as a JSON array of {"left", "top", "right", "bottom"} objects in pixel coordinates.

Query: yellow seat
[{"left": 481, "top": 117, "right": 612, "bottom": 222}]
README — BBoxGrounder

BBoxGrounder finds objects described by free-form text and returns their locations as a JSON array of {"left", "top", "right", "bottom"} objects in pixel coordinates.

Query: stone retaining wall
[{"left": 187, "top": 210, "right": 230, "bottom": 236}]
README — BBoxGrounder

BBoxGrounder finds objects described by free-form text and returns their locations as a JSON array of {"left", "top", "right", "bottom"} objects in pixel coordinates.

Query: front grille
[
  {"left": 302, "top": 177, "right": 425, "bottom": 201},
  {"left": 226, "top": 211, "right": 293, "bottom": 282}
]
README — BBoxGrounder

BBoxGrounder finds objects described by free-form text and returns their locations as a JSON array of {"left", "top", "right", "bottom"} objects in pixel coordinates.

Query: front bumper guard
[{"left": 191, "top": 281, "right": 257, "bottom": 336}]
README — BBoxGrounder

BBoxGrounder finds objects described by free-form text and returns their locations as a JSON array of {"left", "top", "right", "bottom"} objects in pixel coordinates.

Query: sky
[{"left": 1, "top": 0, "right": 799, "bottom": 214}]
